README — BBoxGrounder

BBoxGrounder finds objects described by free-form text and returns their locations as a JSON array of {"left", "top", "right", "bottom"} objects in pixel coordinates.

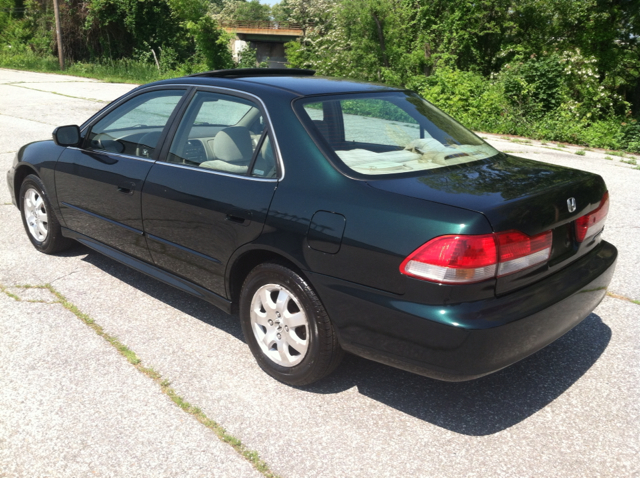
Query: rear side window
[
  {"left": 194, "top": 99, "right": 253, "bottom": 126},
  {"left": 297, "top": 92, "right": 499, "bottom": 176},
  {"left": 165, "top": 91, "right": 277, "bottom": 178}
]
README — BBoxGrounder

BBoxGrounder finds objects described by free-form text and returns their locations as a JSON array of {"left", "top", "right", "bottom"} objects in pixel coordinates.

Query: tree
[
  {"left": 187, "top": 16, "right": 233, "bottom": 70},
  {"left": 215, "top": 0, "right": 271, "bottom": 23},
  {"left": 271, "top": 0, "right": 293, "bottom": 23}
]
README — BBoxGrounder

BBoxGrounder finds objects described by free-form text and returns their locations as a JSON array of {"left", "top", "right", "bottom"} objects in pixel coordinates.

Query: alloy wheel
[
  {"left": 250, "top": 283, "right": 309, "bottom": 367},
  {"left": 23, "top": 187, "right": 48, "bottom": 242}
]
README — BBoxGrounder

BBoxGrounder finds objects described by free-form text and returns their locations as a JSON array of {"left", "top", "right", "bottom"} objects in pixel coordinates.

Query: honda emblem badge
[{"left": 567, "top": 197, "right": 576, "bottom": 213}]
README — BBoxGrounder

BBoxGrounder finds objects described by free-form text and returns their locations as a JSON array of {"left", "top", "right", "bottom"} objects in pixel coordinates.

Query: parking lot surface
[{"left": 1, "top": 69, "right": 638, "bottom": 477}]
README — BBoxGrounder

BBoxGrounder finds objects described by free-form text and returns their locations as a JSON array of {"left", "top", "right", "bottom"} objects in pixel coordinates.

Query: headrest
[{"left": 213, "top": 126, "right": 253, "bottom": 164}]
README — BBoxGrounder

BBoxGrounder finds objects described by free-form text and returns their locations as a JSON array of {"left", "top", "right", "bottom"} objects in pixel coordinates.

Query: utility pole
[{"left": 52, "top": 0, "right": 64, "bottom": 70}]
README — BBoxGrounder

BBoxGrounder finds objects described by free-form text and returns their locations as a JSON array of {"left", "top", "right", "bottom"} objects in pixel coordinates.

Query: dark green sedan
[{"left": 6, "top": 69, "right": 616, "bottom": 386}]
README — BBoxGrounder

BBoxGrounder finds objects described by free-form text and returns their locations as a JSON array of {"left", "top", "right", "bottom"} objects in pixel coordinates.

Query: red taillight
[
  {"left": 401, "top": 230, "right": 553, "bottom": 284},
  {"left": 496, "top": 230, "right": 552, "bottom": 276},
  {"left": 400, "top": 234, "right": 497, "bottom": 284},
  {"left": 575, "top": 192, "right": 609, "bottom": 243}
]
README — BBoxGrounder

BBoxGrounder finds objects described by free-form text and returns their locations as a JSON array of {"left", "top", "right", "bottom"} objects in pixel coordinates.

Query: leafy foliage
[
  {"left": 236, "top": 45, "right": 268, "bottom": 68},
  {"left": 214, "top": 0, "right": 271, "bottom": 23},
  {"left": 0, "top": 0, "right": 232, "bottom": 70},
  {"left": 186, "top": 16, "right": 233, "bottom": 70},
  {"left": 285, "top": 0, "right": 640, "bottom": 151}
]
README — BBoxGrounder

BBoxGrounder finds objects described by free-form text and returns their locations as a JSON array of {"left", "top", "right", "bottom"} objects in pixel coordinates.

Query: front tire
[
  {"left": 19, "top": 174, "right": 73, "bottom": 254},
  {"left": 240, "top": 262, "right": 344, "bottom": 386}
]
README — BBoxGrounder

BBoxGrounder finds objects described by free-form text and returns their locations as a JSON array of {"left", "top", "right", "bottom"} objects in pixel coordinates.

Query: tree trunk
[{"left": 371, "top": 12, "right": 389, "bottom": 68}]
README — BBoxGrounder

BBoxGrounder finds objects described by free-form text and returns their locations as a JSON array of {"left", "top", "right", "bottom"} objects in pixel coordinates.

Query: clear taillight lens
[
  {"left": 400, "top": 234, "right": 497, "bottom": 284},
  {"left": 575, "top": 192, "right": 609, "bottom": 243},
  {"left": 496, "top": 230, "right": 552, "bottom": 276},
  {"left": 400, "top": 230, "right": 553, "bottom": 284}
]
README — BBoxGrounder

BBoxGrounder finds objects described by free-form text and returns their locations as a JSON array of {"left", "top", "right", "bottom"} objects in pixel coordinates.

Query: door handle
[
  {"left": 226, "top": 209, "right": 252, "bottom": 226},
  {"left": 226, "top": 214, "right": 246, "bottom": 224},
  {"left": 117, "top": 181, "right": 136, "bottom": 194}
]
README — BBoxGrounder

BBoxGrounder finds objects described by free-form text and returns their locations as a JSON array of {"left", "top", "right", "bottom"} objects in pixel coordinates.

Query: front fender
[{"left": 11, "top": 140, "right": 67, "bottom": 220}]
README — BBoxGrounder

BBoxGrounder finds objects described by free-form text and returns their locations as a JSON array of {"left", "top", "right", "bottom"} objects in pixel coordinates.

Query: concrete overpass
[{"left": 221, "top": 22, "right": 304, "bottom": 68}]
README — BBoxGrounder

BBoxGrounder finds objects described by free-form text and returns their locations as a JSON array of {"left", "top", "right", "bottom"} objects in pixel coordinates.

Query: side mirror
[{"left": 52, "top": 125, "right": 81, "bottom": 147}]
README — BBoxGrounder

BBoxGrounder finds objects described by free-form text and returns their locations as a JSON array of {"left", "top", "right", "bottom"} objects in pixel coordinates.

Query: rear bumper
[{"left": 310, "top": 240, "right": 617, "bottom": 381}]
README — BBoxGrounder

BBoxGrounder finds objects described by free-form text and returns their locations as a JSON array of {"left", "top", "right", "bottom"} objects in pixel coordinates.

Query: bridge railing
[{"left": 220, "top": 21, "right": 307, "bottom": 32}]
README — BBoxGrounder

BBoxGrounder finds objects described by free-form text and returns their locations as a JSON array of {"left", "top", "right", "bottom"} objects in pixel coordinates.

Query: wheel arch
[
  {"left": 226, "top": 245, "right": 310, "bottom": 311},
  {"left": 13, "top": 164, "right": 40, "bottom": 205}
]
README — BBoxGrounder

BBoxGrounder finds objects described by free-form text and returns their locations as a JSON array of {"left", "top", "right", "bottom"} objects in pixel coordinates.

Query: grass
[
  {"left": 1, "top": 282, "right": 281, "bottom": 478},
  {"left": 0, "top": 50, "right": 190, "bottom": 84},
  {"left": 575, "top": 150, "right": 586, "bottom": 156},
  {"left": 620, "top": 158, "right": 637, "bottom": 165},
  {"left": 541, "top": 145, "right": 568, "bottom": 152},
  {"left": 605, "top": 156, "right": 613, "bottom": 160},
  {"left": 607, "top": 292, "right": 640, "bottom": 306}
]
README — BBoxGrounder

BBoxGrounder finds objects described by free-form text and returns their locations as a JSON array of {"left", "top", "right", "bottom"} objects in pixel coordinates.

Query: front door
[
  {"left": 141, "top": 89, "right": 279, "bottom": 296},
  {"left": 55, "top": 88, "right": 187, "bottom": 261}
]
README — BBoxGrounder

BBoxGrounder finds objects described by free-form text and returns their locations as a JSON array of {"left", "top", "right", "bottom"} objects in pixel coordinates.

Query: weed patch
[{"left": 607, "top": 292, "right": 640, "bottom": 306}]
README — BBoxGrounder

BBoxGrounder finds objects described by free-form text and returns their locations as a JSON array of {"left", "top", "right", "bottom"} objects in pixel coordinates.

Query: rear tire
[
  {"left": 239, "top": 262, "right": 344, "bottom": 386},
  {"left": 19, "top": 174, "right": 73, "bottom": 254}
]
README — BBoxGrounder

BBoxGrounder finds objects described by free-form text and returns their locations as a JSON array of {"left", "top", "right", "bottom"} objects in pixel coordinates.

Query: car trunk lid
[{"left": 367, "top": 154, "right": 609, "bottom": 294}]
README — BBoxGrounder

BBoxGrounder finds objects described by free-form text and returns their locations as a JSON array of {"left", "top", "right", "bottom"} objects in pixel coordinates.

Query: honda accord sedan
[{"left": 6, "top": 69, "right": 617, "bottom": 386}]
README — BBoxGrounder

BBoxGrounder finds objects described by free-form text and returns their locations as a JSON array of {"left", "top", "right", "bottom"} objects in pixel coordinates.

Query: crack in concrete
[
  {"left": 0, "top": 281, "right": 281, "bottom": 477},
  {"left": 3, "top": 83, "right": 107, "bottom": 103},
  {"left": 607, "top": 291, "right": 640, "bottom": 305},
  {"left": 0, "top": 111, "right": 57, "bottom": 126},
  {"left": 4, "top": 80, "right": 97, "bottom": 85},
  {"left": 49, "top": 269, "right": 84, "bottom": 285}
]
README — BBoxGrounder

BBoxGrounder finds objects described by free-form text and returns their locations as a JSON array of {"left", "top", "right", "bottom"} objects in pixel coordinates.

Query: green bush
[
  {"left": 501, "top": 55, "right": 566, "bottom": 116},
  {"left": 397, "top": 64, "right": 637, "bottom": 152},
  {"left": 621, "top": 120, "right": 640, "bottom": 153}
]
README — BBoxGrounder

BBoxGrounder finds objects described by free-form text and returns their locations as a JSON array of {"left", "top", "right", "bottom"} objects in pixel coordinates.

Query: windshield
[{"left": 294, "top": 92, "right": 499, "bottom": 176}]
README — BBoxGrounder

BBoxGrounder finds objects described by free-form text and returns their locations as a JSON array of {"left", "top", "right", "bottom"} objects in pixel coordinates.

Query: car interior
[
  {"left": 85, "top": 90, "right": 278, "bottom": 179},
  {"left": 167, "top": 100, "right": 277, "bottom": 178},
  {"left": 303, "top": 98, "right": 496, "bottom": 175}
]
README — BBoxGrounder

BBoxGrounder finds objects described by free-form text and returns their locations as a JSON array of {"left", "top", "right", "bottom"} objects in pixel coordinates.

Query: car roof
[
  {"left": 146, "top": 70, "right": 399, "bottom": 98},
  {"left": 233, "top": 76, "right": 398, "bottom": 96}
]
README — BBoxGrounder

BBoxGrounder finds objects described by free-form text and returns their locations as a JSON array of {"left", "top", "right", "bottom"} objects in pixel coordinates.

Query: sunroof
[{"left": 187, "top": 68, "right": 315, "bottom": 78}]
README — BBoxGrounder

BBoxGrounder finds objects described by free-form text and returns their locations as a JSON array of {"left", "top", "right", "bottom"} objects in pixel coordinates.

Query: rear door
[
  {"left": 55, "top": 87, "right": 187, "bottom": 261},
  {"left": 141, "top": 88, "right": 279, "bottom": 296}
]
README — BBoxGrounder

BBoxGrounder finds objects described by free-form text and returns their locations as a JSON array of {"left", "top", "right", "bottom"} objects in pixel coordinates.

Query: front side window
[
  {"left": 167, "top": 91, "right": 277, "bottom": 178},
  {"left": 297, "top": 92, "right": 499, "bottom": 176},
  {"left": 86, "top": 89, "right": 184, "bottom": 158}
]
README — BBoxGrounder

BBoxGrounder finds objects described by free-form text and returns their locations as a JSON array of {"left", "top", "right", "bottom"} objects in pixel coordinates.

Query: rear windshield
[{"left": 294, "top": 92, "right": 499, "bottom": 176}]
